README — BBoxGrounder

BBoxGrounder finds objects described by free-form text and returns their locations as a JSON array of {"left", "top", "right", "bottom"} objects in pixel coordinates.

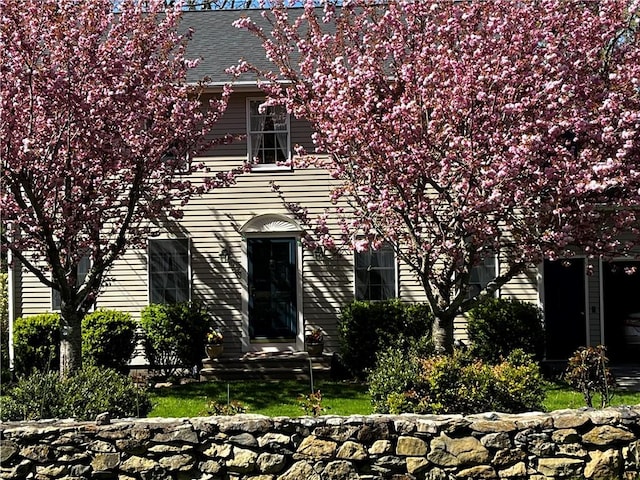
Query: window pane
[
  {"left": 248, "top": 99, "right": 289, "bottom": 165},
  {"left": 354, "top": 242, "right": 396, "bottom": 301},
  {"left": 149, "top": 239, "right": 190, "bottom": 304}
]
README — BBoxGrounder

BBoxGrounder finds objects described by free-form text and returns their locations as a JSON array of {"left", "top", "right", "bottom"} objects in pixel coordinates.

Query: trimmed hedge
[
  {"left": 467, "top": 297, "right": 545, "bottom": 363},
  {"left": 82, "top": 309, "right": 137, "bottom": 373},
  {"left": 140, "top": 301, "right": 211, "bottom": 376},
  {"left": 338, "top": 299, "right": 433, "bottom": 379},
  {"left": 13, "top": 313, "right": 61, "bottom": 377}
]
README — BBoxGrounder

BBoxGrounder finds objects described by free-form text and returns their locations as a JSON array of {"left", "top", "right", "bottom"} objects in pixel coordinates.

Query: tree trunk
[
  {"left": 432, "top": 313, "right": 455, "bottom": 354},
  {"left": 59, "top": 307, "right": 83, "bottom": 376}
]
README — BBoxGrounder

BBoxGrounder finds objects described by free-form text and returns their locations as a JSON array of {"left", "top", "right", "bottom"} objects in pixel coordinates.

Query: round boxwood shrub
[
  {"left": 13, "top": 313, "right": 61, "bottom": 377},
  {"left": 140, "top": 301, "right": 211, "bottom": 376},
  {"left": 82, "top": 309, "right": 137, "bottom": 372},
  {"left": 467, "top": 297, "right": 544, "bottom": 364},
  {"left": 338, "top": 300, "right": 433, "bottom": 379},
  {"left": 0, "top": 366, "right": 152, "bottom": 421}
]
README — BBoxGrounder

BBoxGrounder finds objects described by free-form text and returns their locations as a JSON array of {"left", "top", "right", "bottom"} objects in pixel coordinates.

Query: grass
[
  {"left": 149, "top": 378, "right": 640, "bottom": 418},
  {"left": 149, "top": 379, "right": 371, "bottom": 418}
]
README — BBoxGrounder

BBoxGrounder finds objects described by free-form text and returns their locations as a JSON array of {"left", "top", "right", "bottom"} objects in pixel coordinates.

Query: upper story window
[
  {"left": 148, "top": 238, "right": 190, "bottom": 304},
  {"left": 52, "top": 255, "right": 91, "bottom": 311},
  {"left": 354, "top": 242, "right": 397, "bottom": 301},
  {"left": 247, "top": 98, "right": 290, "bottom": 171},
  {"left": 467, "top": 255, "right": 498, "bottom": 299}
]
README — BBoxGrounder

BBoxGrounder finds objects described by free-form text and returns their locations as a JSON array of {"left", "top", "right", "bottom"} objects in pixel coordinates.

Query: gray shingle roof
[{"left": 181, "top": 10, "right": 278, "bottom": 85}]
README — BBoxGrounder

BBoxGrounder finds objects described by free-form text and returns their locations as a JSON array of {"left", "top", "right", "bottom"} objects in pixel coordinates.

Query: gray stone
[
  {"left": 226, "top": 447, "right": 258, "bottom": 473},
  {"left": 256, "top": 452, "right": 286, "bottom": 474},
  {"left": 230, "top": 432, "right": 258, "bottom": 448},
  {"left": 424, "top": 467, "right": 449, "bottom": 480},
  {"left": 553, "top": 412, "right": 590, "bottom": 429},
  {"left": 257, "top": 433, "right": 291, "bottom": 449},
  {"left": 428, "top": 433, "right": 490, "bottom": 467},
  {"left": 153, "top": 426, "right": 198, "bottom": 444},
  {"left": 336, "top": 441, "right": 368, "bottom": 461},
  {"left": 481, "top": 432, "right": 511, "bottom": 450},
  {"left": 368, "top": 440, "right": 392, "bottom": 455},
  {"left": 356, "top": 421, "right": 391, "bottom": 443},
  {"left": 470, "top": 419, "right": 517, "bottom": 433},
  {"left": 314, "top": 426, "right": 358, "bottom": 442},
  {"left": 217, "top": 415, "right": 272, "bottom": 434},
  {"left": 158, "top": 454, "right": 194, "bottom": 471},
  {"left": 278, "top": 460, "right": 321, "bottom": 480},
  {"left": 323, "top": 460, "right": 359, "bottom": 480},
  {"left": 552, "top": 428, "right": 580, "bottom": 444},
  {"left": 20, "top": 444, "right": 51, "bottom": 461},
  {"left": 0, "top": 441, "right": 17, "bottom": 463},
  {"left": 583, "top": 425, "right": 635, "bottom": 445},
  {"left": 584, "top": 449, "right": 622, "bottom": 479},
  {"left": 148, "top": 444, "right": 192, "bottom": 454},
  {"left": 589, "top": 409, "right": 622, "bottom": 425},
  {"left": 202, "top": 443, "right": 232, "bottom": 458},
  {"left": 492, "top": 448, "right": 526, "bottom": 467},
  {"left": 296, "top": 436, "right": 337, "bottom": 459},
  {"left": 557, "top": 443, "right": 588, "bottom": 458},
  {"left": 91, "top": 452, "right": 121, "bottom": 471},
  {"left": 90, "top": 440, "right": 117, "bottom": 453},
  {"left": 35, "top": 464, "right": 68, "bottom": 477},
  {"left": 396, "top": 436, "right": 428, "bottom": 456},
  {"left": 120, "top": 455, "right": 159, "bottom": 474},
  {"left": 498, "top": 462, "right": 527, "bottom": 478},
  {"left": 536, "top": 457, "right": 583, "bottom": 477},
  {"left": 198, "top": 460, "right": 222, "bottom": 474},
  {"left": 70, "top": 464, "right": 92, "bottom": 477},
  {"left": 406, "top": 457, "right": 429, "bottom": 475},
  {"left": 457, "top": 465, "right": 497, "bottom": 479}
]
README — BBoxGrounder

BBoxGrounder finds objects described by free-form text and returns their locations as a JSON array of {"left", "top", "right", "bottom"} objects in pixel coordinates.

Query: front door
[
  {"left": 543, "top": 259, "right": 587, "bottom": 360},
  {"left": 603, "top": 261, "right": 640, "bottom": 363},
  {"left": 247, "top": 238, "right": 297, "bottom": 341}
]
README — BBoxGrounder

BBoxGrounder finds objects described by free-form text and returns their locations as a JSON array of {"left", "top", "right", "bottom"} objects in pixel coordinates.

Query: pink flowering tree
[
  {"left": 1, "top": 0, "right": 242, "bottom": 374},
  {"left": 236, "top": 0, "right": 640, "bottom": 351}
]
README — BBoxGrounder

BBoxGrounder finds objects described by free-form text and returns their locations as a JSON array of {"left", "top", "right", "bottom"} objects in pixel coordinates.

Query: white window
[
  {"left": 148, "top": 238, "right": 190, "bottom": 304},
  {"left": 467, "top": 255, "right": 498, "bottom": 299},
  {"left": 247, "top": 98, "right": 290, "bottom": 170},
  {"left": 354, "top": 242, "right": 397, "bottom": 301},
  {"left": 52, "top": 255, "right": 90, "bottom": 311}
]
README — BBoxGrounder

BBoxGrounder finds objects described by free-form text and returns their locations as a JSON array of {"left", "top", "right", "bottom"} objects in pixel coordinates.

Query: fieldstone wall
[{"left": 2, "top": 407, "right": 640, "bottom": 479}]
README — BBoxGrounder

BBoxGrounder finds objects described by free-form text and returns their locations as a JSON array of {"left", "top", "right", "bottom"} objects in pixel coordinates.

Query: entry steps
[{"left": 200, "top": 351, "right": 332, "bottom": 381}]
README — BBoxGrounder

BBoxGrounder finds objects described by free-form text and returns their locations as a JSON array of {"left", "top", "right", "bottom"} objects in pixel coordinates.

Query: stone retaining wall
[{"left": 2, "top": 407, "right": 640, "bottom": 479}]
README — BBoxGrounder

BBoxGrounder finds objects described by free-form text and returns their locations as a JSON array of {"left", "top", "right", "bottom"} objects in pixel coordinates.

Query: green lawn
[
  {"left": 149, "top": 379, "right": 640, "bottom": 418},
  {"left": 149, "top": 380, "right": 372, "bottom": 418}
]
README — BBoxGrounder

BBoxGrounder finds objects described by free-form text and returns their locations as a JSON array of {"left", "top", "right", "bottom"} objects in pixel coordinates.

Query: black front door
[
  {"left": 603, "top": 261, "right": 640, "bottom": 363},
  {"left": 543, "top": 259, "right": 587, "bottom": 360},
  {"left": 248, "top": 238, "right": 297, "bottom": 340}
]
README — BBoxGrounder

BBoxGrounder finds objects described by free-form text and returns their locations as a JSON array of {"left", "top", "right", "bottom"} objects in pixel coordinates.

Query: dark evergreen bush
[
  {"left": 338, "top": 299, "right": 433, "bottom": 379},
  {"left": 82, "top": 309, "right": 137, "bottom": 373},
  {"left": 0, "top": 366, "right": 151, "bottom": 421},
  {"left": 140, "top": 301, "right": 211, "bottom": 376},
  {"left": 12, "top": 313, "right": 61, "bottom": 377},
  {"left": 467, "top": 297, "right": 544, "bottom": 363}
]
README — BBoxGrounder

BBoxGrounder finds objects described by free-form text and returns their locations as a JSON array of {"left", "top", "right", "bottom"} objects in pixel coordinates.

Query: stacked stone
[{"left": 2, "top": 407, "right": 640, "bottom": 479}]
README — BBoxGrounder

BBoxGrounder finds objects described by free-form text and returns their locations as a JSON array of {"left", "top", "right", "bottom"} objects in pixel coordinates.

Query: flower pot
[
  {"left": 205, "top": 344, "right": 224, "bottom": 359},
  {"left": 306, "top": 343, "right": 324, "bottom": 356}
]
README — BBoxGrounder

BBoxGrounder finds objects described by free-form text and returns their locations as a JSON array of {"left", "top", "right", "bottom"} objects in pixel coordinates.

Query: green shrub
[
  {"left": 369, "top": 349, "right": 545, "bottom": 415},
  {"left": 0, "top": 273, "right": 10, "bottom": 383},
  {"left": 12, "top": 313, "right": 61, "bottom": 377},
  {"left": 140, "top": 301, "right": 211, "bottom": 376},
  {"left": 564, "top": 345, "right": 615, "bottom": 408},
  {"left": 368, "top": 344, "right": 422, "bottom": 414},
  {"left": 82, "top": 309, "right": 137, "bottom": 372},
  {"left": 467, "top": 297, "right": 544, "bottom": 363},
  {"left": 0, "top": 366, "right": 152, "bottom": 421},
  {"left": 338, "top": 300, "right": 433, "bottom": 379}
]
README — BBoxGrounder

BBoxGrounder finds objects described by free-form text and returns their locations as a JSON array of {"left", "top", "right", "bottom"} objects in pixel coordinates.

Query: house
[{"left": 7, "top": 9, "right": 640, "bottom": 365}]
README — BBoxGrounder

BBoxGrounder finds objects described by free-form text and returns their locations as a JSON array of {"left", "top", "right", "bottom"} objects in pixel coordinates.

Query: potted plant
[
  {"left": 305, "top": 328, "right": 324, "bottom": 356},
  {"left": 205, "top": 329, "right": 224, "bottom": 359}
]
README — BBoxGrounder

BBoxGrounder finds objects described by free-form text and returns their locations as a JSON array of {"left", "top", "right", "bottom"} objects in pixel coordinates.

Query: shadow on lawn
[{"left": 150, "top": 380, "right": 368, "bottom": 411}]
